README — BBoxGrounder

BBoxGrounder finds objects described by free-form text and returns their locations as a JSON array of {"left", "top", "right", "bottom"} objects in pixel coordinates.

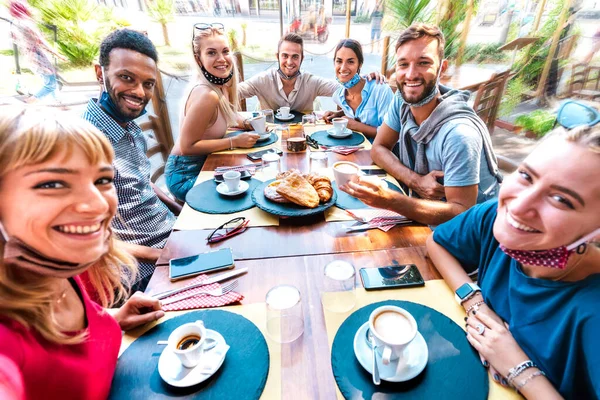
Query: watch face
[{"left": 456, "top": 284, "right": 473, "bottom": 300}]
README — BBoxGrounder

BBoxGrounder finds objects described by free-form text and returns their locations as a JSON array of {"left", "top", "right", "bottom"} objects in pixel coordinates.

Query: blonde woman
[
  {"left": 0, "top": 108, "right": 164, "bottom": 399},
  {"left": 165, "top": 23, "right": 258, "bottom": 202}
]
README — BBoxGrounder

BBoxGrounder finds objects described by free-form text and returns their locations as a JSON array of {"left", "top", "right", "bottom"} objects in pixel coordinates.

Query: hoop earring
[{"left": 576, "top": 243, "right": 587, "bottom": 255}]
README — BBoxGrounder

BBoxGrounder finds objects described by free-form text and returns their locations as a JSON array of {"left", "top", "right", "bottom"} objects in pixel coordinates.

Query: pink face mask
[{"left": 500, "top": 228, "right": 600, "bottom": 269}]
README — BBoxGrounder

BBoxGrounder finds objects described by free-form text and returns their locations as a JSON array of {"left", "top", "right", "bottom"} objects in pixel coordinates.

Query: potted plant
[{"left": 514, "top": 109, "right": 556, "bottom": 139}]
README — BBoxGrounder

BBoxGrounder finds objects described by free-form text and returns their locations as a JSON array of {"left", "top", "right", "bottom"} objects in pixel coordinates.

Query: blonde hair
[
  {"left": 191, "top": 27, "right": 239, "bottom": 126},
  {"left": 0, "top": 107, "right": 137, "bottom": 345},
  {"left": 559, "top": 124, "right": 600, "bottom": 153}
]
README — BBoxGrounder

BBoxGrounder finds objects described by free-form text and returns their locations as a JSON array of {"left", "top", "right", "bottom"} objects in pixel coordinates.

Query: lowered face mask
[
  {"left": 500, "top": 228, "right": 600, "bottom": 269},
  {"left": 97, "top": 66, "right": 147, "bottom": 124},
  {"left": 395, "top": 64, "right": 443, "bottom": 107}
]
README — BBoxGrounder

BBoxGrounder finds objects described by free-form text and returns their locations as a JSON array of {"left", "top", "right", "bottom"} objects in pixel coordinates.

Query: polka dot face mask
[
  {"left": 500, "top": 228, "right": 600, "bottom": 269},
  {"left": 200, "top": 64, "right": 233, "bottom": 85}
]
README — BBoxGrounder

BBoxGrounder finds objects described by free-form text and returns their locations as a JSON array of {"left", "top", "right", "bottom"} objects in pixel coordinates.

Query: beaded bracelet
[
  {"left": 516, "top": 370, "right": 546, "bottom": 391},
  {"left": 507, "top": 360, "right": 537, "bottom": 385},
  {"left": 229, "top": 137, "right": 234, "bottom": 150},
  {"left": 465, "top": 301, "right": 485, "bottom": 316}
]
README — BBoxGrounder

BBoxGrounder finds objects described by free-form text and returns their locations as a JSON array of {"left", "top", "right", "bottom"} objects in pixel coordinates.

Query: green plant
[
  {"left": 515, "top": 109, "right": 556, "bottom": 137},
  {"left": 0, "top": 49, "right": 15, "bottom": 56},
  {"left": 147, "top": 0, "right": 175, "bottom": 47},
  {"left": 499, "top": 77, "right": 531, "bottom": 117},
  {"left": 462, "top": 43, "right": 508, "bottom": 63},
  {"left": 227, "top": 28, "right": 239, "bottom": 52},
  {"left": 353, "top": 14, "right": 371, "bottom": 23},
  {"left": 240, "top": 22, "right": 247, "bottom": 47},
  {"left": 384, "top": 0, "right": 432, "bottom": 30}
]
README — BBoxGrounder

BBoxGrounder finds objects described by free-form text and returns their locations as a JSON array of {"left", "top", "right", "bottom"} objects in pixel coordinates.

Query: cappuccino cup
[
  {"left": 333, "top": 161, "right": 360, "bottom": 187},
  {"left": 277, "top": 107, "right": 291, "bottom": 118},
  {"left": 368, "top": 306, "right": 417, "bottom": 365},
  {"left": 332, "top": 118, "right": 348, "bottom": 135},
  {"left": 167, "top": 320, "right": 207, "bottom": 368},
  {"left": 249, "top": 115, "right": 267, "bottom": 134}
]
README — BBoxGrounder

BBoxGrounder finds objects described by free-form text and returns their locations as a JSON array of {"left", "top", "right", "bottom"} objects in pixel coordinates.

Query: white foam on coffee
[
  {"left": 373, "top": 311, "right": 413, "bottom": 343},
  {"left": 335, "top": 163, "right": 358, "bottom": 174}
]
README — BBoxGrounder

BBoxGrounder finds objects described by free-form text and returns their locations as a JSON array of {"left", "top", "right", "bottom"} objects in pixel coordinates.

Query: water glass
[
  {"left": 309, "top": 152, "right": 328, "bottom": 174},
  {"left": 262, "top": 109, "right": 275, "bottom": 124},
  {"left": 266, "top": 285, "right": 304, "bottom": 343},
  {"left": 321, "top": 261, "right": 356, "bottom": 313},
  {"left": 274, "top": 125, "right": 290, "bottom": 146},
  {"left": 261, "top": 152, "right": 281, "bottom": 180},
  {"left": 301, "top": 114, "right": 315, "bottom": 126}
]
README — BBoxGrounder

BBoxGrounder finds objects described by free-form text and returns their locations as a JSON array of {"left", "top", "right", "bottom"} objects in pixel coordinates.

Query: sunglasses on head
[
  {"left": 206, "top": 217, "right": 249, "bottom": 244},
  {"left": 192, "top": 22, "right": 225, "bottom": 40}
]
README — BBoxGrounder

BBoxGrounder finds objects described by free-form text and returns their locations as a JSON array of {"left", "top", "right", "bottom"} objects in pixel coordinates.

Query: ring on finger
[{"left": 476, "top": 323, "right": 486, "bottom": 335}]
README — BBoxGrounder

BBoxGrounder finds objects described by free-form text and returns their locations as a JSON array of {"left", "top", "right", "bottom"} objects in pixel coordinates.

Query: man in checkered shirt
[{"left": 83, "top": 29, "right": 179, "bottom": 292}]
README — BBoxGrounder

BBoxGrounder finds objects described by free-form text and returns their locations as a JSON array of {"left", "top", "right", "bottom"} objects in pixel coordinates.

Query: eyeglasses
[
  {"left": 305, "top": 134, "right": 320, "bottom": 150},
  {"left": 206, "top": 217, "right": 249, "bottom": 244}
]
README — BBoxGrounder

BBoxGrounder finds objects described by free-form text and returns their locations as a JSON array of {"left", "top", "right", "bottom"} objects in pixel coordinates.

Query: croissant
[{"left": 306, "top": 174, "right": 333, "bottom": 202}]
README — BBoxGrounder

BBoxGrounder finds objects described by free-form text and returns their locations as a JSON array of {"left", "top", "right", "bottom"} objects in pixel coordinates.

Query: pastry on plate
[
  {"left": 306, "top": 173, "right": 333, "bottom": 203},
  {"left": 276, "top": 171, "right": 320, "bottom": 208},
  {"left": 263, "top": 180, "right": 290, "bottom": 203}
]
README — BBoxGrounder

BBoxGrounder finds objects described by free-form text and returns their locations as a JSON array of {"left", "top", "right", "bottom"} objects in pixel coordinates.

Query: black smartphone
[
  {"left": 360, "top": 168, "right": 387, "bottom": 176},
  {"left": 169, "top": 248, "right": 234, "bottom": 281},
  {"left": 247, "top": 148, "right": 283, "bottom": 161},
  {"left": 214, "top": 169, "right": 252, "bottom": 183},
  {"left": 359, "top": 264, "right": 425, "bottom": 290}
]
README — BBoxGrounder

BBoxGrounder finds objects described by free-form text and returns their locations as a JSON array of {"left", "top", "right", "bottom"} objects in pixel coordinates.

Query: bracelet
[
  {"left": 507, "top": 360, "right": 537, "bottom": 385},
  {"left": 465, "top": 301, "right": 485, "bottom": 316},
  {"left": 516, "top": 370, "right": 546, "bottom": 391},
  {"left": 229, "top": 137, "right": 234, "bottom": 150}
]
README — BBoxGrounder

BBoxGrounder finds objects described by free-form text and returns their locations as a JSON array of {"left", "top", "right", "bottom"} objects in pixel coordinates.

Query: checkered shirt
[{"left": 83, "top": 100, "right": 176, "bottom": 279}]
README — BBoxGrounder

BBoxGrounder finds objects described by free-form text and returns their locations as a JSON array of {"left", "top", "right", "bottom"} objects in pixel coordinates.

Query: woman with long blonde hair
[
  {"left": 0, "top": 108, "right": 164, "bottom": 399},
  {"left": 165, "top": 24, "right": 258, "bottom": 202}
]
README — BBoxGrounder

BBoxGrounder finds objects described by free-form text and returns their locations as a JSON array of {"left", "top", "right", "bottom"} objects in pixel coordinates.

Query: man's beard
[
  {"left": 104, "top": 76, "right": 148, "bottom": 120},
  {"left": 398, "top": 72, "right": 438, "bottom": 104}
]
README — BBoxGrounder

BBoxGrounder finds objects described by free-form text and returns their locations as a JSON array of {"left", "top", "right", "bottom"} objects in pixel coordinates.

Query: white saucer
[
  {"left": 353, "top": 321, "right": 428, "bottom": 382},
  {"left": 327, "top": 127, "right": 353, "bottom": 138},
  {"left": 158, "top": 329, "right": 230, "bottom": 388},
  {"left": 256, "top": 132, "right": 272, "bottom": 141},
  {"left": 216, "top": 180, "right": 249, "bottom": 196},
  {"left": 275, "top": 113, "right": 295, "bottom": 121}
]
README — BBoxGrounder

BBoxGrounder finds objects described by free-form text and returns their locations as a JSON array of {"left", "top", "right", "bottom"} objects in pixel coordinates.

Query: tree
[{"left": 147, "top": 0, "right": 174, "bottom": 47}]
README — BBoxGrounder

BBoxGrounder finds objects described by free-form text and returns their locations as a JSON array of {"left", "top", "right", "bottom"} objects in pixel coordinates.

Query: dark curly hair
[{"left": 99, "top": 29, "right": 158, "bottom": 68}]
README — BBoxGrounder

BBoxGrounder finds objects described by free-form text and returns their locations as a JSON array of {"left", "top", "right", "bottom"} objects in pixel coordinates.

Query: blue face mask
[
  {"left": 395, "top": 64, "right": 443, "bottom": 107},
  {"left": 97, "top": 67, "right": 147, "bottom": 124},
  {"left": 337, "top": 73, "right": 361, "bottom": 89}
]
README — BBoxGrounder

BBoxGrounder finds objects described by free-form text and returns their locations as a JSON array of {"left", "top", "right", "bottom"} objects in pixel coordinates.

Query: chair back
[
  {"left": 141, "top": 114, "right": 173, "bottom": 183},
  {"left": 472, "top": 70, "right": 510, "bottom": 134},
  {"left": 235, "top": 51, "right": 247, "bottom": 111}
]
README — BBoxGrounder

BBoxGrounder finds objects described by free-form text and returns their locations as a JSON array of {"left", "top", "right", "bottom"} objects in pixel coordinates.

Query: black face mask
[
  {"left": 97, "top": 66, "right": 147, "bottom": 124},
  {"left": 201, "top": 64, "right": 234, "bottom": 85}
]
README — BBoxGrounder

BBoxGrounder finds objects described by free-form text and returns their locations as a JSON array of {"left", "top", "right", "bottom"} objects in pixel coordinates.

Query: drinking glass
[
  {"left": 262, "top": 109, "right": 275, "bottom": 124},
  {"left": 261, "top": 152, "right": 281, "bottom": 180},
  {"left": 301, "top": 114, "right": 315, "bottom": 126},
  {"left": 274, "top": 125, "right": 290, "bottom": 147},
  {"left": 266, "top": 285, "right": 304, "bottom": 343},
  {"left": 321, "top": 261, "right": 356, "bottom": 313},
  {"left": 309, "top": 152, "right": 328, "bottom": 174}
]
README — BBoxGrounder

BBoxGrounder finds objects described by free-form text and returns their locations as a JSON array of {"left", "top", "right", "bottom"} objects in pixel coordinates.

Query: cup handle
[
  {"left": 381, "top": 346, "right": 392, "bottom": 365},
  {"left": 195, "top": 320, "right": 205, "bottom": 328}
]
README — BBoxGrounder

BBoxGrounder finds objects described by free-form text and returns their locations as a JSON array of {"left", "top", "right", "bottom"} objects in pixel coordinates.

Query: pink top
[
  {"left": 0, "top": 277, "right": 121, "bottom": 400},
  {"left": 183, "top": 83, "right": 228, "bottom": 141}
]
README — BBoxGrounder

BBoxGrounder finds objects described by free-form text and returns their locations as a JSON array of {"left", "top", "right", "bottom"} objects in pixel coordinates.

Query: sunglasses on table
[
  {"left": 206, "top": 217, "right": 250, "bottom": 244},
  {"left": 305, "top": 134, "right": 320, "bottom": 150}
]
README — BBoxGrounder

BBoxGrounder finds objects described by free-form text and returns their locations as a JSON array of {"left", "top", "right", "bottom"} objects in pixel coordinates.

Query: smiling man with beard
[
  {"left": 341, "top": 24, "right": 502, "bottom": 227},
  {"left": 82, "top": 29, "right": 177, "bottom": 293}
]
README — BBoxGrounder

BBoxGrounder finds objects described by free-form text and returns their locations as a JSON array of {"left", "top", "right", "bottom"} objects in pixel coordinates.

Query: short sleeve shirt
[{"left": 332, "top": 79, "right": 393, "bottom": 129}]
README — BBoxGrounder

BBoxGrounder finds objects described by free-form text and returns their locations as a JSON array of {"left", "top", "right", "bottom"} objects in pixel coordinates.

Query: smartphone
[
  {"left": 360, "top": 168, "right": 387, "bottom": 176},
  {"left": 359, "top": 264, "right": 424, "bottom": 290},
  {"left": 169, "top": 248, "right": 234, "bottom": 281},
  {"left": 247, "top": 148, "right": 283, "bottom": 161},
  {"left": 214, "top": 169, "right": 252, "bottom": 183}
]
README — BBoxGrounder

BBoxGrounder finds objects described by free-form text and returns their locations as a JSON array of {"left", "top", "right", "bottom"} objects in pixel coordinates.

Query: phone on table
[
  {"left": 214, "top": 169, "right": 252, "bottom": 183},
  {"left": 359, "top": 264, "right": 424, "bottom": 290},
  {"left": 360, "top": 168, "right": 387, "bottom": 177},
  {"left": 169, "top": 248, "right": 234, "bottom": 281},
  {"left": 247, "top": 148, "right": 283, "bottom": 161}
]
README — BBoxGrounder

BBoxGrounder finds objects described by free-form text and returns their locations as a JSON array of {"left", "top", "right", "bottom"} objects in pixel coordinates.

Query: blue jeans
[
  {"left": 34, "top": 73, "right": 57, "bottom": 99},
  {"left": 165, "top": 154, "right": 207, "bottom": 202}
]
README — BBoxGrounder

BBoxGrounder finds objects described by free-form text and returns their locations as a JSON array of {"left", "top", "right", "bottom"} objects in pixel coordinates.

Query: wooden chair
[
  {"left": 472, "top": 70, "right": 510, "bottom": 134},
  {"left": 569, "top": 64, "right": 600, "bottom": 101},
  {"left": 234, "top": 51, "right": 247, "bottom": 111}
]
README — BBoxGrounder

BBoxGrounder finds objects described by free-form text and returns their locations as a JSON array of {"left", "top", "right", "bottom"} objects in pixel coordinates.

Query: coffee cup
[
  {"left": 332, "top": 118, "right": 348, "bottom": 135},
  {"left": 249, "top": 115, "right": 267, "bottom": 134},
  {"left": 223, "top": 170, "right": 241, "bottom": 193},
  {"left": 368, "top": 306, "right": 417, "bottom": 365},
  {"left": 333, "top": 161, "right": 360, "bottom": 187},
  {"left": 277, "top": 107, "right": 290, "bottom": 118},
  {"left": 167, "top": 320, "right": 207, "bottom": 368}
]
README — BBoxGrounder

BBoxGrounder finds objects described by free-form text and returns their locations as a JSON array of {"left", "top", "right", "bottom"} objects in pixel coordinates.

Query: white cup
[
  {"left": 368, "top": 306, "right": 417, "bottom": 365},
  {"left": 333, "top": 161, "right": 360, "bottom": 187},
  {"left": 250, "top": 115, "right": 267, "bottom": 134},
  {"left": 223, "top": 170, "right": 241, "bottom": 192},
  {"left": 277, "top": 107, "right": 290, "bottom": 118},
  {"left": 167, "top": 320, "right": 207, "bottom": 368},
  {"left": 332, "top": 117, "right": 348, "bottom": 134}
]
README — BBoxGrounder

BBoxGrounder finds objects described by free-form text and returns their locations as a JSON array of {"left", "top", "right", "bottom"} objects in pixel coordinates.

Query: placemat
[
  {"left": 110, "top": 310, "right": 269, "bottom": 399},
  {"left": 251, "top": 179, "right": 338, "bottom": 217},
  {"left": 311, "top": 130, "right": 366, "bottom": 147},
  {"left": 275, "top": 110, "right": 304, "bottom": 123},
  {"left": 226, "top": 131, "right": 278, "bottom": 148},
  {"left": 331, "top": 300, "right": 488, "bottom": 400},
  {"left": 185, "top": 178, "right": 261, "bottom": 214},
  {"left": 334, "top": 180, "right": 405, "bottom": 210}
]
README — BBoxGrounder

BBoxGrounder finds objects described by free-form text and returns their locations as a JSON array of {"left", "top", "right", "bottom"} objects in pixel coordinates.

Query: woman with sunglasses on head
[
  {"left": 426, "top": 126, "right": 600, "bottom": 399},
  {"left": 0, "top": 108, "right": 164, "bottom": 399},
  {"left": 165, "top": 24, "right": 258, "bottom": 203},
  {"left": 322, "top": 39, "right": 393, "bottom": 142}
]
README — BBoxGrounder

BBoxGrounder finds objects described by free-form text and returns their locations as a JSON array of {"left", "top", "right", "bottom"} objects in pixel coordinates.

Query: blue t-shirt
[
  {"left": 433, "top": 200, "right": 600, "bottom": 400},
  {"left": 333, "top": 79, "right": 393, "bottom": 134},
  {"left": 384, "top": 96, "right": 499, "bottom": 203}
]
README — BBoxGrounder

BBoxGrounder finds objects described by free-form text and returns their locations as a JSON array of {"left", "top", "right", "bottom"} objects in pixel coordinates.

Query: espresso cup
[
  {"left": 368, "top": 306, "right": 417, "bottom": 365},
  {"left": 278, "top": 107, "right": 291, "bottom": 118},
  {"left": 249, "top": 115, "right": 267, "bottom": 134},
  {"left": 333, "top": 161, "right": 360, "bottom": 187},
  {"left": 332, "top": 118, "right": 348, "bottom": 135},
  {"left": 223, "top": 170, "right": 241, "bottom": 193},
  {"left": 167, "top": 320, "right": 207, "bottom": 368}
]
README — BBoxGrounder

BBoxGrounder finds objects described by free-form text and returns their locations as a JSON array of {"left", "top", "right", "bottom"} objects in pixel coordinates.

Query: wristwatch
[{"left": 454, "top": 282, "right": 481, "bottom": 305}]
